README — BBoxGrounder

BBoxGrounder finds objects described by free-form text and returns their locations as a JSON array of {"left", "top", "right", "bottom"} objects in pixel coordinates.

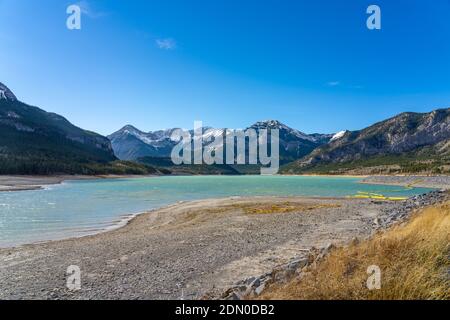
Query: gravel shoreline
[
  {"left": 0, "top": 175, "right": 158, "bottom": 192},
  {"left": 1, "top": 191, "right": 447, "bottom": 300},
  {"left": 214, "top": 190, "right": 449, "bottom": 300},
  {"left": 360, "top": 175, "right": 450, "bottom": 190}
]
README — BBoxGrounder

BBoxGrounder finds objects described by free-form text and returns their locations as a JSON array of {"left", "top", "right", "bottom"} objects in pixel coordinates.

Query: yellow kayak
[{"left": 349, "top": 193, "right": 407, "bottom": 201}]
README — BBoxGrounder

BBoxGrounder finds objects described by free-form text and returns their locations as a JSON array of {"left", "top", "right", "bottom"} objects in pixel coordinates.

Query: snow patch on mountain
[
  {"left": 330, "top": 130, "right": 347, "bottom": 142},
  {"left": 250, "top": 120, "right": 324, "bottom": 142},
  {"left": 0, "top": 82, "right": 17, "bottom": 101}
]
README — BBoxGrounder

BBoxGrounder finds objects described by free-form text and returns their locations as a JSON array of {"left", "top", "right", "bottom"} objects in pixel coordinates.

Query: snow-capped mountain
[
  {"left": 0, "top": 82, "right": 17, "bottom": 101},
  {"left": 250, "top": 120, "right": 327, "bottom": 143},
  {"left": 108, "top": 124, "right": 222, "bottom": 160},
  {"left": 248, "top": 120, "right": 333, "bottom": 162},
  {"left": 107, "top": 125, "right": 180, "bottom": 160},
  {"left": 108, "top": 120, "right": 333, "bottom": 163}
]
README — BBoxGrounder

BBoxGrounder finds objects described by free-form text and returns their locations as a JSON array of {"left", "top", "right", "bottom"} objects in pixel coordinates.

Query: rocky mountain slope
[
  {"left": 0, "top": 82, "right": 154, "bottom": 174},
  {"left": 249, "top": 120, "right": 332, "bottom": 163},
  {"left": 282, "top": 108, "right": 450, "bottom": 174},
  {"left": 108, "top": 125, "right": 179, "bottom": 160}
]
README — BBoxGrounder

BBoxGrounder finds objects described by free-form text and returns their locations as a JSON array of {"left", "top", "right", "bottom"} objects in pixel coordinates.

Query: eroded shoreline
[
  {"left": 0, "top": 174, "right": 158, "bottom": 192},
  {"left": 1, "top": 191, "right": 447, "bottom": 300}
]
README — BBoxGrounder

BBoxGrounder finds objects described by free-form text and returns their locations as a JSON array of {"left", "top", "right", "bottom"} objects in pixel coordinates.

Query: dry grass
[
  {"left": 259, "top": 201, "right": 450, "bottom": 300},
  {"left": 232, "top": 202, "right": 340, "bottom": 215},
  {"left": 165, "top": 201, "right": 340, "bottom": 229}
]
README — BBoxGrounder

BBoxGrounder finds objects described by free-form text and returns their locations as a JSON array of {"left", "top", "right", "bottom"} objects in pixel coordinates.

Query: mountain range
[
  {"left": 108, "top": 120, "right": 333, "bottom": 165},
  {"left": 109, "top": 110, "right": 449, "bottom": 175},
  {"left": 0, "top": 81, "right": 448, "bottom": 175},
  {"left": 282, "top": 108, "right": 450, "bottom": 174}
]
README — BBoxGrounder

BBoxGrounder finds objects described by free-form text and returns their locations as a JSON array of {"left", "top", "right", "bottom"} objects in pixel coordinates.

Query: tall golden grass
[{"left": 259, "top": 201, "right": 450, "bottom": 300}]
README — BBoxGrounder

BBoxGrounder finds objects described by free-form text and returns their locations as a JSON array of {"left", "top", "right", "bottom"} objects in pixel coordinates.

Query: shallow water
[{"left": 0, "top": 175, "right": 434, "bottom": 247}]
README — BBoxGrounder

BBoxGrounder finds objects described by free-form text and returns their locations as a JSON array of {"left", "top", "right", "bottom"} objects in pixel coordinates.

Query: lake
[{"left": 0, "top": 175, "right": 434, "bottom": 247}]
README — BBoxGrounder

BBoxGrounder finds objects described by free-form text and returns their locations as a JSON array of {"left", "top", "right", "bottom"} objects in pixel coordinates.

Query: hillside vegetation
[
  {"left": 282, "top": 109, "right": 450, "bottom": 175},
  {"left": 137, "top": 156, "right": 264, "bottom": 175},
  {"left": 282, "top": 142, "right": 450, "bottom": 175},
  {"left": 0, "top": 82, "right": 160, "bottom": 175}
]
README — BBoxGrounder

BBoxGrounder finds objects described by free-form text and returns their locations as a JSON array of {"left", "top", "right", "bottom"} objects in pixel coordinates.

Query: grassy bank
[{"left": 258, "top": 200, "right": 450, "bottom": 300}]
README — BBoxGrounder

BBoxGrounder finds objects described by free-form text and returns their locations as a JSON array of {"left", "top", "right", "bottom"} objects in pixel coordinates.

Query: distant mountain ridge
[
  {"left": 282, "top": 108, "right": 450, "bottom": 174},
  {"left": 108, "top": 120, "right": 333, "bottom": 164},
  {"left": 108, "top": 125, "right": 180, "bottom": 160},
  {"left": 248, "top": 120, "right": 333, "bottom": 163},
  {"left": 0, "top": 82, "right": 17, "bottom": 101},
  {"left": 111, "top": 109, "right": 449, "bottom": 175}
]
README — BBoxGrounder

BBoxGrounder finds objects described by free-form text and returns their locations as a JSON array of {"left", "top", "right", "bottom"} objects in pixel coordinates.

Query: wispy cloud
[
  {"left": 76, "top": 1, "right": 109, "bottom": 19},
  {"left": 326, "top": 81, "right": 340, "bottom": 87},
  {"left": 155, "top": 38, "right": 177, "bottom": 50},
  {"left": 326, "top": 81, "right": 364, "bottom": 89}
]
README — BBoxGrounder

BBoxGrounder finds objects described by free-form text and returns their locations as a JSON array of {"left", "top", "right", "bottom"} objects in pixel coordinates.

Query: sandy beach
[{"left": 0, "top": 194, "right": 429, "bottom": 300}]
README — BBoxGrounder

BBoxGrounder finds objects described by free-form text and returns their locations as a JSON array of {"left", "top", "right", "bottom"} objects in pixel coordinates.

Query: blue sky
[{"left": 0, "top": 0, "right": 449, "bottom": 135}]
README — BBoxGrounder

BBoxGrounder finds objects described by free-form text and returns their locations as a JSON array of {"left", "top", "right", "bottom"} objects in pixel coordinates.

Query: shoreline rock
[{"left": 215, "top": 190, "right": 448, "bottom": 300}]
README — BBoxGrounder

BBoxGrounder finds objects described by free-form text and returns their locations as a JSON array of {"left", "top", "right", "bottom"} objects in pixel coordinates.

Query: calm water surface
[{"left": 0, "top": 175, "right": 434, "bottom": 247}]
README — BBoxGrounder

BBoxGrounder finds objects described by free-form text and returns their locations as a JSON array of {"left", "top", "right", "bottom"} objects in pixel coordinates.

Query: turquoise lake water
[{"left": 0, "top": 175, "right": 434, "bottom": 247}]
